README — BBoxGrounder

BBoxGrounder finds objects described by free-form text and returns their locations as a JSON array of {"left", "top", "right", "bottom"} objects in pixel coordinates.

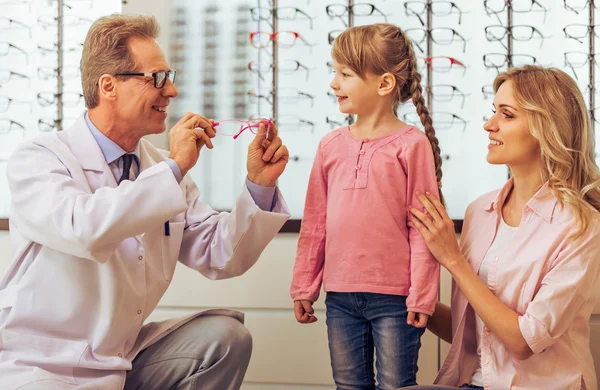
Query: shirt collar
[
  {"left": 84, "top": 111, "right": 140, "bottom": 165},
  {"left": 485, "top": 177, "right": 558, "bottom": 224}
]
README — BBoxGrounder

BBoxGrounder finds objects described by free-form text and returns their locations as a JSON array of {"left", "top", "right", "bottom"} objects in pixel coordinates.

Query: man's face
[{"left": 114, "top": 37, "right": 178, "bottom": 136}]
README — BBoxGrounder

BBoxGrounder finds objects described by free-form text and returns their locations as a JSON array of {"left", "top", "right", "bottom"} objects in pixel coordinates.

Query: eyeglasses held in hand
[
  {"left": 212, "top": 119, "right": 272, "bottom": 139},
  {"left": 114, "top": 70, "right": 176, "bottom": 89},
  {"left": 404, "top": 1, "right": 462, "bottom": 26},
  {"left": 325, "top": 3, "right": 387, "bottom": 27},
  {"left": 250, "top": 7, "right": 314, "bottom": 29},
  {"left": 406, "top": 27, "right": 467, "bottom": 53}
]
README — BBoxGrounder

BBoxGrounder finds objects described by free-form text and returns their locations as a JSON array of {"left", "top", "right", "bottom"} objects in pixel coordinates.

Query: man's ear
[
  {"left": 97, "top": 74, "right": 117, "bottom": 100},
  {"left": 377, "top": 72, "right": 396, "bottom": 97}
]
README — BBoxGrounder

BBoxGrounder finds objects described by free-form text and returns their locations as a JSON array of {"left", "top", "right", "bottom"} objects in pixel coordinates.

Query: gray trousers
[{"left": 124, "top": 315, "right": 253, "bottom": 390}]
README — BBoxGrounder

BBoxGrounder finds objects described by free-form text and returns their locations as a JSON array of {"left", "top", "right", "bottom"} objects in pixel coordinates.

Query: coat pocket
[
  {"left": 161, "top": 221, "right": 185, "bottom": 281},
  {"left": 0, "top": 328, "right": 87, "bottom": 384}
]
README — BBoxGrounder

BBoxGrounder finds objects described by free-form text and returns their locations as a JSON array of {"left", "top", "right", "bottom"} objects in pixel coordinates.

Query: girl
[
  {"left": 290, "top": 24, "right": 444, "bottom": 389},
  {"left": 409, "top": 65, "right": 600, "bottom": 389}
]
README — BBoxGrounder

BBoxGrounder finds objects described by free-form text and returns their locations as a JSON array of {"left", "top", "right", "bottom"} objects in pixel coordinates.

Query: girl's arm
[{"left": 426, "top": 301, "right": 453, "bottom": 344}]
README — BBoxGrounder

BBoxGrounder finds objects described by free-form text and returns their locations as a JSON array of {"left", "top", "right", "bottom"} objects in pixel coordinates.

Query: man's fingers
[
  {"left": 249, "top": 120, "right": 269, "bottom": 148},
  {"left": 270, "top": 144, "right": 289, "bottom": 163},
  {"left": 262, "top": 136, "right": 283, "bottom": 161},
  {"left": 194, "top": 129, "right": 213, "bottom": 149},
  {"left": 183, "top": 114, "right": 213, "bottom": 133}
]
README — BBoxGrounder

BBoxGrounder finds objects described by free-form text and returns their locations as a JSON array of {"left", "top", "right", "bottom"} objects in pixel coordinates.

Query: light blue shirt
[{"left": 84, "top": 112, "right": 276, "bottom": 211}]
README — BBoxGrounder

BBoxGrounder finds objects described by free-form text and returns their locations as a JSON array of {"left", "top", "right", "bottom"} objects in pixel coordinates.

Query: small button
[
  {"left": 118, "top": 353, "right": 123, "bottom": 357},
  {"left": 138, "top": 256, "right": 143, "bottom": 261},
  {"left": 359, "top": 149, "right": 365, "bottom": 155},
  {"left": 483, "top": 358, "right": 488, "bottom": 365},
  {"left": 137, "top": 310, "right": 142, "bottom": 314},
  {"left": 494, "top": 256, "right": 499, "bottom": 262},
  {"left": 356, "top": 164, "right": 361, "bottom": 170},
  {"left": 363, "top": 138, "right": 369, "bottom": 143}
]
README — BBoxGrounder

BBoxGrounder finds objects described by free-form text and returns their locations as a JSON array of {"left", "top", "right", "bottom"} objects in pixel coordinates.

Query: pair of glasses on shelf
[
  {"left": 485, "top": 25, "right": 546, "bottom": 49},
  {"left": 249, "top": 31, "right": 313, "bottom": 49},
  {"left": 404, "top": 1, "right": 463, "bottom": 26},
  {"left": 564, "top": 0, "right": 597, "bottom": 14},
  {"left": 247, "top": 59, "right": 310, "bottom": 80},
  {"left": 564, "top": 52, "right": 599, "bottom": 80},
  {"left": 0, "top": 119, "right": 25, "bottom": 135},
  {"left": 250, "top": 7, "right": 314, "bottom": 29},
  {"left": 325, "top": 3, "right": 387, "bottom": 27},
  {"left": 0, "top": 69, "right": 29, "bottom": 86},
  {"left": 0, "top": 95, "right": 31, "bottom": 113},
  {"left": 406, "top": 27, "right": 467, "bottom": 53},
  {"left": 403, "top": 112, "right": 467, "bottom": 132},
  {"left": 484, "top": 0, "right": 547, "bottom": 23},
  {"left": 483, "top": 53, "right": 536, "bottom": 73}
]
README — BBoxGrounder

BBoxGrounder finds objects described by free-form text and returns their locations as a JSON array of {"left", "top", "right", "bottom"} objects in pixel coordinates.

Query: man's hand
[
  {"left": 407, "top": 311, "right": 429, "bottom": 328},
  {"left": 169, "top": 113, "right": 217, "bottom": 177},
  {"left": 247, "top": 121, "right": 289, "bottom": 187},
  {"left": 294, "top": 300, "right": 318, "bottom": 324}
]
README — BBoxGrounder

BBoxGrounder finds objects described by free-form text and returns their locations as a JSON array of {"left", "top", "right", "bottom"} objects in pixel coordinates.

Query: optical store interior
[{"left": 2, "top": 0, "right": 600, "bottom": 389}]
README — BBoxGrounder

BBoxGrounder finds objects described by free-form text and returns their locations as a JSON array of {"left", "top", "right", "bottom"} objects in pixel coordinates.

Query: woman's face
[{"left": 484, "top": 80, "right": 541, "bottom": 168}]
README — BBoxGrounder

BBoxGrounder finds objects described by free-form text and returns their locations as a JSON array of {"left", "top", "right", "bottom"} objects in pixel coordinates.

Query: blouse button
[
  {"left": 359, "top": 149, "right": 365, "bottom": 155},
  {"left": 356, "top": 164, "right": 362, "bottom": 170}
]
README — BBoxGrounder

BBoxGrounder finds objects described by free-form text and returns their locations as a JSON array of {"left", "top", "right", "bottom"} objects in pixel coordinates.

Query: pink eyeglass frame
[{"left": 212, "top": 118, "right": 273, "bottom": 140}]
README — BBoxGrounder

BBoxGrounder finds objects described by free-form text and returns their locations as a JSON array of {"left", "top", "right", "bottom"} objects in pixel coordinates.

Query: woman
[{"left": 407, "top": 65, "right": 600, "bottom": 389}]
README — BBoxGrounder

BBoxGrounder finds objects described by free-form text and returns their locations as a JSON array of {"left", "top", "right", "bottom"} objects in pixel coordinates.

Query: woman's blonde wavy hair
[
  {"left": 331, "top": 23, "right": 444, "bottom": 202},
  {"left": 494, "top": 65, "right": 600, "bottom": 239}
]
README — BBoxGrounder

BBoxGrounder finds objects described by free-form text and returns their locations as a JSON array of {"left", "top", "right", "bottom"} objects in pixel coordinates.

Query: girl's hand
[
  {"left": 407, "top": 311, "right": 429, "bottom": 328},
  {"left": 409, "top": 191, "right": 463, "bottom": 268},
  {"left": 294, "top": 300, "right": 318, "bottom": 324}
]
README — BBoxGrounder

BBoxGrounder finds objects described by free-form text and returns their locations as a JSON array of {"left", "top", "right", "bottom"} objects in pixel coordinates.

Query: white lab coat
[{"left": 0, "top": 115, "right": 290, "bottom": 389}]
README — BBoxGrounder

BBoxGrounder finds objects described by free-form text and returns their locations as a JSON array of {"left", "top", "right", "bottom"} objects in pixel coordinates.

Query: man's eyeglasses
[
  {"left": 212, "top": 119, "right": 272, "bottom": 139},
  {"left": 404, "top": 1, "right": 462, "bottom": 26},
  {"left": 325, "top": 3, "right": 387, "bottom": 27},
  {"left": 114, "top": 70, "right": 176, "bottom": 89}
]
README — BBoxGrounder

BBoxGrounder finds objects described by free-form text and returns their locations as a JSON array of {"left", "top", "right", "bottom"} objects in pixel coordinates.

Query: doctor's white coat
[{"left": 0, "top": 116, "right": 290, "bottom": 389}]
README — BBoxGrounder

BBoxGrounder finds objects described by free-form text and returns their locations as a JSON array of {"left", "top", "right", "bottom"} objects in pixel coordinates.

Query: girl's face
[
  {"left": 484, "top": 80, "right": 541, "bottom": 169},
  {"left": 329, "top": 60, "right": 381, "bottom": 116}
]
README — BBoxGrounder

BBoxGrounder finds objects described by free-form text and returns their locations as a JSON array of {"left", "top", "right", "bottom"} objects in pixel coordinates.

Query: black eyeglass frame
[{"left": 114, "top": 69, "right": 177, "bottom": 89}]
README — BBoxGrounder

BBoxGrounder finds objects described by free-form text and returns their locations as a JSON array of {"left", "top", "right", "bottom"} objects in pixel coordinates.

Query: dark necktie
[{"left": 118, "top": 154, "right": 134, "bottom": 184}]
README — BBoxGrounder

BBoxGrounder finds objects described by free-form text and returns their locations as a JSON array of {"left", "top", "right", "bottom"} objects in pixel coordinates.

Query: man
[{"left": 0, "top": 14, "right": 290, "bottom": 390}]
